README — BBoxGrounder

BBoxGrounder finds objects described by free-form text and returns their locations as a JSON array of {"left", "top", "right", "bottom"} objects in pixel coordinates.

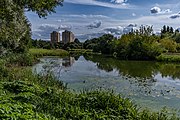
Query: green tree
[
  {"left": 0, "top": 0, "right": 63, "bottom": 55},
  {"left": 12, "top": 0, "right": 63, "bottom": 18},
  {"left": 160, "top": 38, "right": 177, "bottom": 53}
]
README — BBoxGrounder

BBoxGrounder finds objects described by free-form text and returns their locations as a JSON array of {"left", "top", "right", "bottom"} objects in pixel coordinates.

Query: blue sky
[{"left": 26, "top": 0, "right": 180, "bottom": 41}]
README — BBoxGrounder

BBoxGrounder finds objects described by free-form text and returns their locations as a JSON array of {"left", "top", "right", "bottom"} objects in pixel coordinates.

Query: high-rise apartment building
[
  {"left": 62, "top": 30, "right": 75, "bottom": 44},
  {"left": 51, "top": 31, "right": 60, "bottom": 43}
]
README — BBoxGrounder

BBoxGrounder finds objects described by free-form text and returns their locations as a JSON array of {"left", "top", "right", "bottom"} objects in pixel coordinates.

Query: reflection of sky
[
  {"left": 59, "top": 56, "right": 120, "bottom": 83},
  {"left": 33, "top": 56, "right": 180, "bottom": 111},
  {"left": 154, "top": 73, "right": 180, "bottom": 90}
]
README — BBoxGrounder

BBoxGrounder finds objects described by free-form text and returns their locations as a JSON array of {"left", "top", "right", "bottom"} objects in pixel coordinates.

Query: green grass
[
  {"left": 156, "top": 53, "right": 180, "bottom": 62},
  {"left": 29, "top": 48, "right": 69, "bottom": 57},
  {"left": 69, "top": 49, "right": 93, "bottom": 54}
]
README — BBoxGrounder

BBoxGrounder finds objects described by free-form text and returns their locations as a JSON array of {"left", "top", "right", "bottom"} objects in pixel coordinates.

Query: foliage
[
  {"left": 156, "top": 53, "right": 180, "bottom": 62},
  {"left": 83, "top": 34, "right": 115, "bottom": 54},
  {"left": 160, "top": 38, "right": 177, "bottom": 53},
  {"left": 0, "top": 0, "right": 63, "bottom": 55},
  {"left": 12, "top": 0, "right": 63, "bottom": 18},
  {"left": 172, "top": 32, "right": 180, "bottom": 43},
  {"left": 5, "top": 53, "right": 37, "bottom": 66},
  {"left": 83, "top": 38, "right": 100, "bottom": 49},
  {"left": 63, "top": 42, "right": 82, "bottom": 50},
  {"left": 0, "top": 59, "right": 8, "bottom": 78},
  {"left": 31, "top": 39, "right": 65, "bottom": 49},
  {"left": 0, "top": 0, "right": 31, "bottom": 54}
]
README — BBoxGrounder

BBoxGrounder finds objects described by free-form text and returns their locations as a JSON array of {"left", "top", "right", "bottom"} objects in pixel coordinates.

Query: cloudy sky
[{"left": 26, "top": 0, "right": 180, "bottom": 41}]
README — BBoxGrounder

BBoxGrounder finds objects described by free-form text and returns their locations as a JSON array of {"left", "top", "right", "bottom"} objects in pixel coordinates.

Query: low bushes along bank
[{"left": 156, "top": 53, "right": 180, "bottom": 62}]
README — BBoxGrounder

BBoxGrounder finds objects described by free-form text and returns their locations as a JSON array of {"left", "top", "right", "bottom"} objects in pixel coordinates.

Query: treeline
[
  {"left": 31, "top": 38, "right": 83, "bottom": 50},
  {"left": 84, "top": 25, "right": 180, "bottom": 60}
]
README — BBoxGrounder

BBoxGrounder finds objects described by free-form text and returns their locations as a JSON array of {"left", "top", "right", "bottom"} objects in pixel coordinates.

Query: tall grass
[
  {"left": 29, "top": 48, "right": 69, "bottom": 57},
  {"left": 156, "top": 53, "right": 180, "bottom": 62}
]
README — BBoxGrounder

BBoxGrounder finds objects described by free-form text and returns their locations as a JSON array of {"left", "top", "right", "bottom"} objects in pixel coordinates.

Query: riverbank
[
  {"left": 0, "top": 49, "right": 180, "bottom": 119},
  {"left": 29, "top": 48, "right": 180, "bottom": 63},
  {"left": 156, "top": 53, "right": 180, "bottom": 62}
]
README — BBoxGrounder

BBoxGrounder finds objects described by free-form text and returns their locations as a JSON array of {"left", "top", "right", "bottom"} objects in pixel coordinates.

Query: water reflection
[
  {"left": 84, "top": 54, "right": 180, "bottom": 80},
  {"left": 33, "top": 55, "right": 180, "bottom": 111}
]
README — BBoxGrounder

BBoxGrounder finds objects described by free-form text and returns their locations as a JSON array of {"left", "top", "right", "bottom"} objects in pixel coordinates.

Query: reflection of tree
[
  {"left": 84, "top": 54, "right": 180, "bottom": 79},
  {"left": 84, "top": 54, "right": 180, "bottom": 91},
  {"left": 97, "top": 63, "right": 113, "bottom": 72},
  {"left": 69, "top": 53, "right": 81, "bottom": 61},
  {"left": 84, "top": 54, "right": 158, "bottom": 95},
  {"left": 84, "top": 54, "right": 158, "bottom": 79},
  {"left": 74, "top": 55, "right": 80, "bottom": 61},
  {"left": 158, "top": 63, "right": 180, "bottom": 79}
]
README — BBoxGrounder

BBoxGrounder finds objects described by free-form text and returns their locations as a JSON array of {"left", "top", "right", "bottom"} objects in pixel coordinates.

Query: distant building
[
  {"left": 51, "top": 31, "right": 60, "bottom": 43},
  {"left": 62, "top": 30, "right": 75, "bottom": 44}
]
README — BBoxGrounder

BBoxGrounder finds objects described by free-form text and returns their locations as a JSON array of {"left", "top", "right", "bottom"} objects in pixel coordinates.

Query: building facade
[
  {"left": 51, "top": 31, "right": 60, "bottom": 43},
  {"left": 62, "top": 30, "right": 75, "bottom": 44}
]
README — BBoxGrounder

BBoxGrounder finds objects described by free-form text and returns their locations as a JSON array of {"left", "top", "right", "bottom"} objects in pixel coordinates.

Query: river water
[{"left": 33, "top": 55, "right": 180, "bottom": 111}]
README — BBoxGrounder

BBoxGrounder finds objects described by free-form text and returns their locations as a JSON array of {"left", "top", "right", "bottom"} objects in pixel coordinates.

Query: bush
[
  {"left": 160, "top": 38, "right": 177, "bottom": 53},
  {"left": 156, "top": 54, "right": 180, "bottom": 62},
  {"left": 0, "top": 60, "right": 8, "bottom": 77},
  {"left": 5, "top": 53, "right": 37, "bottom": 66}
]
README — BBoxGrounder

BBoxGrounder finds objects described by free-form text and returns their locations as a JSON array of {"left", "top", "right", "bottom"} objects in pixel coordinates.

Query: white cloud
[
  {"left": 150, "top": 7, "right": 161, "bottom": 14},
  {"left": 76, "top": 32, "right": 105, "bottom": 41},
  {"left": 132, "top": 13, "right": 136, "bottom": 17},
  {"left": 58, "top": 25, "right": 72, "bottom": 30},
  {"left": 150, "top": 6, "right": 171, "bottom": 14},
  {"left": 87, "top": 20, "right": 102, "bottom": 29},
  {"left": 56, "top": 19, "right": 66, "bottom": 23},
  {"left": 103, "top": 26, "right": 123, "bottom": 35},
  {"left": 32, "top": 24, "right": 73, "bottom": 40},
  {"left": 38, "top": 24, "right": 58, "bottom": 32},
  {"left": 110, "top": 0, "right": 127, "bottom": 4},
  {"left": 65, "top": 0, "right": 133, "bottom": 9},
  {"left": 103, "top": 24, "right": 137, "bottom": 37},
  {"left": 170, "top": 12, "right": 180, "bottom": 19},
  {"left": 62, "top": 14, "right": 109, "bottom": 18},
  {"left": 76, "top": 23, "right": 138, "bottom": 40}
]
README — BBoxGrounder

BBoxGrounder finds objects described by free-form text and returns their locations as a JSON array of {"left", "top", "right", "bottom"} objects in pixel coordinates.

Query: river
[{"left": 33, "top": 55, "right": 180, "bottom": 111}]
